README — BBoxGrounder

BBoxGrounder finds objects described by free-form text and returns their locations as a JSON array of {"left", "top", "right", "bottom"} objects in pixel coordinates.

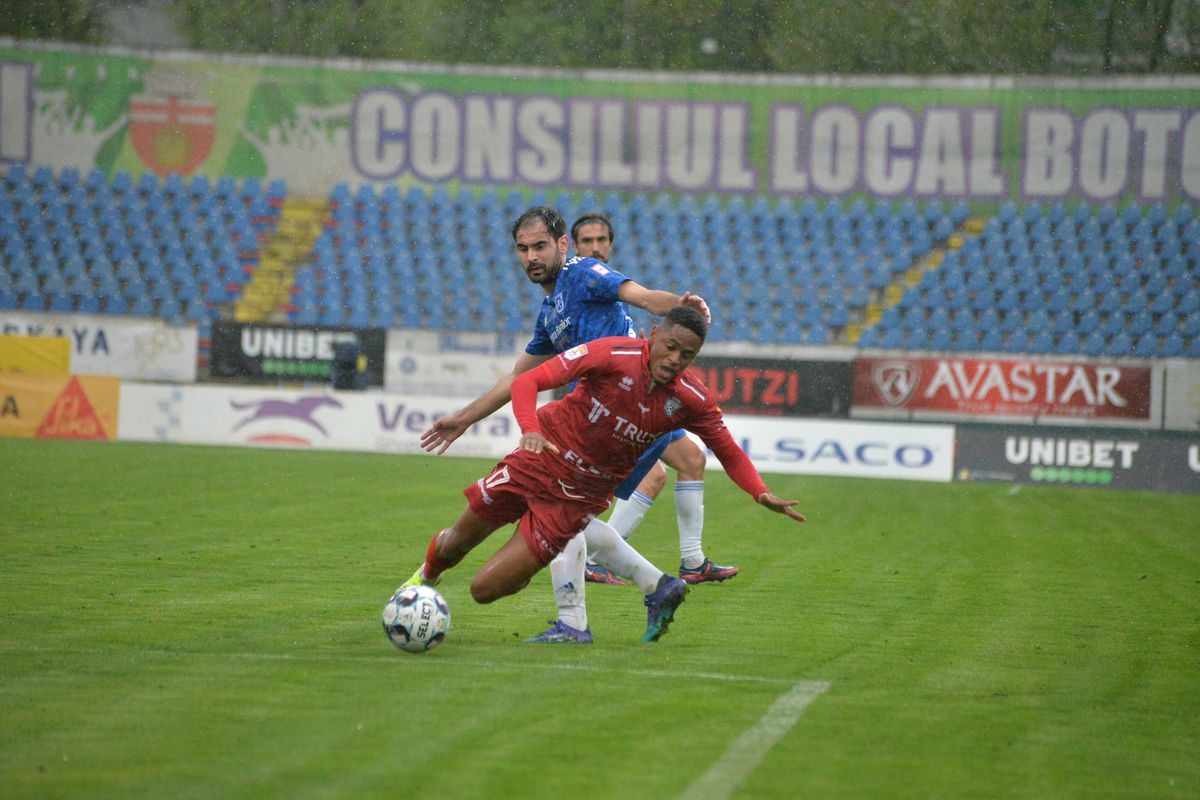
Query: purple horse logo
[{"left": 230, "top": 396, "right": 344, "bottom": 438}]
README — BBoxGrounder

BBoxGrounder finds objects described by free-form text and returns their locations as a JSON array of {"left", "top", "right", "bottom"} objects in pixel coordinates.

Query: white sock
[
  {"left": 548, "top": 534, "right": 587, "bottom": 631},
  {"left": 676, "top": 480, "right": 705, "bottom": 568},
  {"left": 582, "top": 517, "right": 664, "bottom": 595},
  {"left": 608, "top": 491, "right": 654, "bottom": 541}
]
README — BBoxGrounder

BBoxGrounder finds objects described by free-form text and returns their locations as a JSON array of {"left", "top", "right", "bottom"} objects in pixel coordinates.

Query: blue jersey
[{"left": 525, "top": 256, "right": 635, "bottom": 356}]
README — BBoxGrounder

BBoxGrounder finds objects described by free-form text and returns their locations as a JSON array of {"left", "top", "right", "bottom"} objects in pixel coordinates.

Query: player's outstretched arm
[
  {"left": 420, "top": 351, "right": 551, "bottom": 455},
  {"left": 756, "top": 492, "right": 807, "bottom": 522},
  {"left": 618, "top": 281, "right": 712, "bottom": 323}
]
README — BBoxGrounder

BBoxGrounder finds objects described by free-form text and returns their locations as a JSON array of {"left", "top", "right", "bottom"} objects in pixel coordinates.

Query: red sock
[{"left": 423, "top": 529, "right": 463, "bottom": 582}]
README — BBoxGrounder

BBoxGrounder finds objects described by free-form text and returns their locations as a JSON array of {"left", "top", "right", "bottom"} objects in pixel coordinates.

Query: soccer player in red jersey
[{"left": 400, "top": 306, "right": 805, "bottom": 642}]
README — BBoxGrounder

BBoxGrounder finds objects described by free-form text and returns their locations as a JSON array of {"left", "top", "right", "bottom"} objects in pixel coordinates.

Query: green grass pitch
[{"left": 1, "top": 438, "right": 1197, "bottom": 799}]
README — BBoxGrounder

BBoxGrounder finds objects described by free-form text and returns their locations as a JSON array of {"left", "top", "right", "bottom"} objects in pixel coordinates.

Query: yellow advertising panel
[
  {"left": 0, "top": 373, "right": 119, "bottom": 440},
  {"left": 0, "top": 335, "right": 70, "bottom": 375}
]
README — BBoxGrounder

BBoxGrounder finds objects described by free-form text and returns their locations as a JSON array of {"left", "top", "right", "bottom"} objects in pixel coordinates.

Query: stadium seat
[
  {"left": 129, "top": 295, "right": 155, "bottom": 317},
  {"left": 1109, "top": 331, "right": 1134, "bottom": 357},
  {"left": 1129, "top": 309, "right": 1153, "bottom": 337},
  {"left": 1100, "top": 312, "right": 1126, "bottom": 337},
  {"left": 1028, "top": 330, "right": 1054, "bottom": 354},
  {"left": 1081, "top": 330, "right": 1107, "bottom": 356},
  {"left": 980, "top": 329, "right": 1004, "bottom": 352},
  {"left": 1054, "top": 330, "right": 1080, "bottom": 355},
  {"left": 1131, "top": 333, "right": 1158, "bottom": 358},
  {"left": 1161, "top": 332, "right": 1185, "bottom": 357}
]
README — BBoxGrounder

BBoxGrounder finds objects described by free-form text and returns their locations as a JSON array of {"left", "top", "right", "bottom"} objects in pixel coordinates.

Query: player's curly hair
[
  {"left": 664, "top": 305, "right": 708, "bottom": 343},
  {"left": 511, "top": 206, "right": 566, "bottom": 241}
]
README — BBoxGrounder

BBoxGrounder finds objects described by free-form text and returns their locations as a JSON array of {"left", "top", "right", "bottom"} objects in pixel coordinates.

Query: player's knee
[
  {"left": 639, "top": 462, "right": 668, "bottom": 495},
  {"left": 672, "top": 442, "right": 708, "bottom": 481},
  {"left": 470, "top": 574, "right": 528, "bottom": 604},
  {"left": 469, "top": 575, "right": 498, "bottom": 604}
]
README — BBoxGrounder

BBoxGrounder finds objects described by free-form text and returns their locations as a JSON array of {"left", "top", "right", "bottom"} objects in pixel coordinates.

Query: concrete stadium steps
[{"left": 234, "top": 198, "right": 329, "bottom": 323}]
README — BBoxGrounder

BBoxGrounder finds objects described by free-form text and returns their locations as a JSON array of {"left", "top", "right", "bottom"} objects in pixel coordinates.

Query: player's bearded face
[
  {"left": 648, "top": 323, "right": 703, "bottom": 385},
  {"left": 515, "top": 224, "right": 567, "bottom": 286}
]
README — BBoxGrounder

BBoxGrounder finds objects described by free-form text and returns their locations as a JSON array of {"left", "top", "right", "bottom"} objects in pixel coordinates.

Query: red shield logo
[
  {"left": 129, "top": 94, "right": 216, "bottom": 175},
  {"left": 872, "top": 361, "right": 920, "bottom": 407}
]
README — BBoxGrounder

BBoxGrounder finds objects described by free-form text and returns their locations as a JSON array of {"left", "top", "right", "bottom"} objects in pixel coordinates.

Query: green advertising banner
[{"left": 3, "top": 40, "right": 1199, "bottom": 206}]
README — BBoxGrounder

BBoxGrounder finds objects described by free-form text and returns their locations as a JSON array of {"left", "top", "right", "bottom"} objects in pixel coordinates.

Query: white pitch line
[{"left": 680, "top": 680, "right": 831, "bottom": 800}]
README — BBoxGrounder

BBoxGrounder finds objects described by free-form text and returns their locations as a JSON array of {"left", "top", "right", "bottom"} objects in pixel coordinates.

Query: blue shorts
[{"left": 614, "top": 429, "right": 688, "bottom": 500}]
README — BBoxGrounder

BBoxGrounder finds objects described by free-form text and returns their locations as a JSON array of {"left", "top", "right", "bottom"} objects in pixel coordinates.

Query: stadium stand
[
  {"left": 0, "top": 163, "right": 280, "bottom": 350},
  {"left": 2, "top": 163, "right": 1198, "bottom": 359}
]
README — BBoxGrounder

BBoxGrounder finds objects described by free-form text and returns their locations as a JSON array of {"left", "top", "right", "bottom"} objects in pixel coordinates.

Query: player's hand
[
  {"left": 420, "top": 415, "right": 470, "bottom": 455},
  {"left": 757, "top": 492, "right": 806, "bottom": 522},
  {"left": 680, "top": 291, "right": 712, "bottom": 323},
  {"left": 519, "top": 431, "right": 560, "bottom": 455}
]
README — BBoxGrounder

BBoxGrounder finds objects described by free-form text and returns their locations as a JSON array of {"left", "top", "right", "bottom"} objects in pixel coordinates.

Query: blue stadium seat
[
  {"left": 1154, "top": 311, "right": 1179, "bottom": 337},
  {"left": 904, "top": 328, "right": 930, "bottom": 350},
  {"left": 1096, "top": 289, "right": 1123, "bottom": 315},
  {"left": 1054, "top": 330, "right": 1080, "bottom": 355},
  {"left": 1131, "top": 333, "right": 1158, "bottom": 358},
  {"left": 1129, "top": 309, "right": 1152, "bottom": 337},
  {"left": 1100, "top": 312, "right": 1126, "bottom": 337},
  {"left": 1161, "top": 332, "right": 1185, "bottom": 357},
  {"left": 158, "top": 297, "right": 182, "bottom": 319},
  {"left": 1050, "top": 310, "right": 1075, "bottom": 334},
  {"left": 1180, "top": 311, "right": 1200, "bottom": 338},
  {"left": 1025, "top": 309, "right": 1050, "bottom": 333},
  {"left": 979, "top": 329, "right": 1005, "bottom": 352},
  {"left": 1109, "top": 331, "right": 1134, "bottom": 356},
  {"left": 928, "top": 327, "right": 953, "bottom": 350},
  {"left": 1081, "top": 329, "right": 1107, "bottom": 356},
  {"left": 856, "top": 328, "right": 879, "bottom": 347},
  {"left": 129, "top": 295, "right": 155, "bottom": 317},
  {"left": 1028, "top": 329, "right": 1054, "bottom": 354},
  {"left": 879, "top": 327, "right": 904, "bottom": 349}
]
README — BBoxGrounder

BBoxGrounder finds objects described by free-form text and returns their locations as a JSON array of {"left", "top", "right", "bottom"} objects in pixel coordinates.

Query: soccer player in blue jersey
[
  {"left": 569, "top": 212, "right": 737, "bottom": 586},
  {"left": 420, "top": 206, "right": 717, "bottom": 643}
]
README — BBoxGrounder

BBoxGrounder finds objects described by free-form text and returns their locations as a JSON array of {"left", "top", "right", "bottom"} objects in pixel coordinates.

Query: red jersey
[{"left": 510, "top": 336, "right": 769, "bottom": 502}]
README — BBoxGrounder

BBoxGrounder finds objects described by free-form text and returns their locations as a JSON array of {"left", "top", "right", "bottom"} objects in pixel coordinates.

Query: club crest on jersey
[
  {"left": 663, "top": 397, "right": 682, "bottom": 416},
  {"left": 619, "top": 376, "right": 634, "bottom": 392},
  {"left": 563, "top": 344, "right": 589, "bottom": 361},
  {"left": 554, "top": 294, "right": 565, "bottom": 314}
]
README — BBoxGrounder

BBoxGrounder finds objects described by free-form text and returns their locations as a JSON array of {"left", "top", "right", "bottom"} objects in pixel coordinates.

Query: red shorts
[{"left": 464, "top": 448, "right": 612, "bottom": 566}]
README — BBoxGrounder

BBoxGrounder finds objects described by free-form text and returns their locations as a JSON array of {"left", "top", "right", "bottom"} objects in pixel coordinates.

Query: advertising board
[
  {"left": 0, "top": 373, "right": 119, "bottom": 440},
  {"left": 384, "top": 329, "right": 521, "bottom": 397},
  {"left": 209, "top": 321, "right": 386, "bottom": 386},
  {"left": 3, "top": 42, "right": 1198, "bottom": 205},
  {"left": 118, "top": 382, "right": 520, "bottom": 459},
  {"left": 697, "top": 416, "right": 955, "bottom": 482},
  {"left": 955, "top": 426, "right": 1200, "bottom": 494},
  {"left": 0, "top": 311, "right": 197, "bottom": 382},
  {"left": 690, "top": 355, "right": 851, "bottom": 417},
  {"left": 852, "top": 356, "right": 1158, "bottom": 427}
]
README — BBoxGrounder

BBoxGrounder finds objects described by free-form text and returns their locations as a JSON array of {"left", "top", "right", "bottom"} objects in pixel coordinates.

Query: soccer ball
[{"left": 382, "top": 585, "right": 451, "bottom": 653}]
